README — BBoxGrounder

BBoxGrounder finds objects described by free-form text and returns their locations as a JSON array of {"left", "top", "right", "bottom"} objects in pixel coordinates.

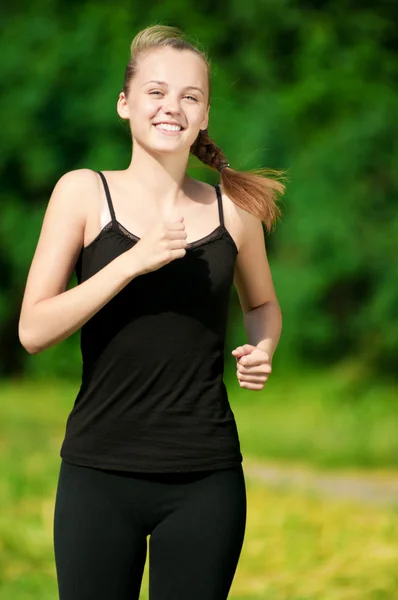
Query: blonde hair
[{"left": 122, "top": 25, "right": 286, "bottom": 232}]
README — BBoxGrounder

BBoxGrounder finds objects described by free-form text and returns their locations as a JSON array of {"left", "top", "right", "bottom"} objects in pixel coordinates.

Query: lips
[{"left": 153, "top": 122, "right": 185, "bottom": 129}]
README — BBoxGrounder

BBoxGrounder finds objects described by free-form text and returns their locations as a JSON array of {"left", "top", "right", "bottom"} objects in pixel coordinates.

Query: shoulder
[
  {"left": 191, "top": 178, "right": 262, "bottom": 251},
  {"left": 219, "top": 183, "right": 263, "bottom": 251},
  {"left": 52, "top": 168, "right": 99, "bottom": 195},
  {"left": 49, "top": 168, "right": 99, "bottom": 206},
  {"left": 48, "top": 168, "right": 101, "bottom": 220}
]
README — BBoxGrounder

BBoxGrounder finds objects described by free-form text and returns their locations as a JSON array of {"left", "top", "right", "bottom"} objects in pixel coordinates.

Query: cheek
[
  {"left": 131, "top": 97, "right": 158, "bottom": 123},
  {"left": 191, "top": 105, "right": 208, "bottom": 128},
  {"left": 128, "top": 105, "right": 158, "bottom": 140}
]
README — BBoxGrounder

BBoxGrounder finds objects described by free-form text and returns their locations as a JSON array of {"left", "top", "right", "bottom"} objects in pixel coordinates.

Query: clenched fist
[
  {"left": 232, "top": 344, "right": 272, "bottom": 391},
  {"left": 128, "top": 216, "right": 188, "bottom": 275}
]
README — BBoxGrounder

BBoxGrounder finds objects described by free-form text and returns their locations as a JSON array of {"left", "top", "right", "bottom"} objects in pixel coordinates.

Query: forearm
[
  {"left": 19, "top": 250, "right": 139, "bottom": 354},
  {"left": 243, "top": 300, "right": 282, "bottom": 361}
]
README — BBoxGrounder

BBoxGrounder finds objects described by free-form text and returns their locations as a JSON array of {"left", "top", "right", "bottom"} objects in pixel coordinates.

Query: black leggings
[{"left": 53, "top": 459, "right": 247, "bottom": 599}]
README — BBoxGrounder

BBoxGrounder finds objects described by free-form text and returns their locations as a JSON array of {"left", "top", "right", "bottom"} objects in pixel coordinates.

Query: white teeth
[{"left": 155, "top": 123, "right": 182, "bottom": 131}]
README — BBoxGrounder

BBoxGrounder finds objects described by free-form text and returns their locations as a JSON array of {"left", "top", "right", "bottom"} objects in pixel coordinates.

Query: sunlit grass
[
  {"left": 1, "top": 459, "right": 398, "bottom": 599},
  {"left": 233, "top": 478, "right": 398, "bottom": 599},
  {"left": 1, "top": 376, "right": 398, "bottom": 599},
  {"left": 226, "top": 362, "right": 398, "bottom": 469}
]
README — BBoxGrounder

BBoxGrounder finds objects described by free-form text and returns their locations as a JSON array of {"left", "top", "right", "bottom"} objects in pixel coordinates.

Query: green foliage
[{"left": 1, "top": 1, "right": 397, "bottom": 377}]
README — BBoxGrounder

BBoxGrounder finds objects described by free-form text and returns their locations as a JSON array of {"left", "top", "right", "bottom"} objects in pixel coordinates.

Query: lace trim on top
[
  {"left": 93, "top": 219, "right": 235, "bottom": 251},
  {"left": 91, "top": 171, "right": 237, "bottom": 252}
]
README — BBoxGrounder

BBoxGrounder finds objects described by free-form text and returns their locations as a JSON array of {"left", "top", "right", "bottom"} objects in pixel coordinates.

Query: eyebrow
[{"left": 142, "top": 80, "right": 204, "bottom": 96}]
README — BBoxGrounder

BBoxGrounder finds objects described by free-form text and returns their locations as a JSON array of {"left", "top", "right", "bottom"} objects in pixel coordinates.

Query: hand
[
  {"left": 231, "top": 344, "right": 272, "bottom": 391},
  {"left": 129, "top": 217, "right": 187, "bottom": 275}
]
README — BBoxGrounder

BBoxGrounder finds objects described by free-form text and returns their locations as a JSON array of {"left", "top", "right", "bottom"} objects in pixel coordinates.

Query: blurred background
[{"left": 1, "top": 1, "right": 398, "bottom": 598}]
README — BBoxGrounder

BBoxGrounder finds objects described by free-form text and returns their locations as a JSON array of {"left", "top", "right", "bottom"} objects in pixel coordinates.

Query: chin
[{"left": 138, "top": 136, "right": 192, "bottom": 155}]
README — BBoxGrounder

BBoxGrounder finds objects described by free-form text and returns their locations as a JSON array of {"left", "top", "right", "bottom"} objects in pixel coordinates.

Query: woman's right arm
[{"left": 18, "top": 169, "right": 140, "bottom": 355}]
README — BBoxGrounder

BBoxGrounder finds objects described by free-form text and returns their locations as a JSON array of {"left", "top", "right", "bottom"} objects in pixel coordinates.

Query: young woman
[{"left": 19, "top": 24, "right": 284, "bottom": 600}]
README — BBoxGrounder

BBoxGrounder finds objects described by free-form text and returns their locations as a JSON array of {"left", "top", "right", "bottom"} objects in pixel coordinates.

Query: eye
[{"left": 149, "top": 91, "right": 198, "bottom": 102}]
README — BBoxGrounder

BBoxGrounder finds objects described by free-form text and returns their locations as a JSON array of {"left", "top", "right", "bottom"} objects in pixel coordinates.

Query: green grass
[
  {"left": 1, "top": 374, "right": 398, "bottom": 599},
  {"left": 227, "top": 362, "right": 398, "bottom": 469},
  {"left": 1, "top": 458, "right": 398, "bottom": 599}
]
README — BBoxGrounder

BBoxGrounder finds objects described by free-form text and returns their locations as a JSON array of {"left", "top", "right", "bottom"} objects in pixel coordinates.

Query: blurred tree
[{"left": 1, "top": 0, "right": 397, "bottom": 378}]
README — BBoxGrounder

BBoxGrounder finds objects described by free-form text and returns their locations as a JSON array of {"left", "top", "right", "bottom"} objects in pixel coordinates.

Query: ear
[
  {"left": 117, "top": 92, "right": 130, "bottom": 121},
  {"left": 200, "top": 104, "right": 210, "bottom": 131}
]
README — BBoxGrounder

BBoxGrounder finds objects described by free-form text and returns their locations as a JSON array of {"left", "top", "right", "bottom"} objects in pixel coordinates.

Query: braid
[
  {"left": 190, "top": 129, "right": 228, "bottom": 172},
  {"left": 190, "top": 127, "right": 285, "bottom": 231}
]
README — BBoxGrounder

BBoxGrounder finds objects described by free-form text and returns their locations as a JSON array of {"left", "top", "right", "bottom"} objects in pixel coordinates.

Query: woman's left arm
[{"left": 232, "top": 210, "right": 282, "bottom": 390}]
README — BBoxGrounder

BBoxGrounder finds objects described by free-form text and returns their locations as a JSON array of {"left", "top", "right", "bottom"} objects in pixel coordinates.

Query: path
[{"left": 243, "top": 455, "right": 398, "bottom": 506}]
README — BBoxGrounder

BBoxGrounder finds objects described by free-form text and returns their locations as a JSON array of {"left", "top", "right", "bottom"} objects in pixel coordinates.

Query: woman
[{"left": 19, "top": 24, "right": 284, "bottom": 600}]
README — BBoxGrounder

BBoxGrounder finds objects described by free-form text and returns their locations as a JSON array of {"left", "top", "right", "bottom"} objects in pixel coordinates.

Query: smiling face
[{"left": 117, "top": 46, "right": 210, "bottom": 156}]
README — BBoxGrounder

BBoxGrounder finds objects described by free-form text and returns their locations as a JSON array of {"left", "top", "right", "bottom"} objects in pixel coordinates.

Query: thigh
[
  {"left": 148, "top": 465, "right": 247, "bottom": 600},
  {"left": 53, "top": 460, "right": 147, "bottom": 600}
]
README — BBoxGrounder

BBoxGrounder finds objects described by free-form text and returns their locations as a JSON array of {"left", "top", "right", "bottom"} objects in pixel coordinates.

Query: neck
[{"left": 122, "top": 141, "right": 194, "bottom": 213}]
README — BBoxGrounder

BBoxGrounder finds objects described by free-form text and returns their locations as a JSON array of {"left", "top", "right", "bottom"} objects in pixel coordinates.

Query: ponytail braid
[
  {"left": 190, "top": 129, "right": 285, "bottom": 232},
  {"left": 190, "top": 128, "right": 229, "bottom": 172}
]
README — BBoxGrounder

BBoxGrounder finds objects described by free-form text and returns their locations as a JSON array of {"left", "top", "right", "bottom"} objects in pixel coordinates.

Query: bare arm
[
  {"left": 233, "top": 209, "right": 282, "bottom": 362},
  {"left": 18, "top": 169, "right": 139, "bottom": 354}
]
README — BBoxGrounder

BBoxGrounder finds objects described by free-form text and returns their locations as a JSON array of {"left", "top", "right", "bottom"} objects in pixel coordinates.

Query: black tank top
[{"left": 60, "top": 171, "right": 243, "bottom": 473}]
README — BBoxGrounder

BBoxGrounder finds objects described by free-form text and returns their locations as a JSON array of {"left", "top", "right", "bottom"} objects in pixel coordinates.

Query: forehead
[{"left": 135, "top": 47, "right": 208, "bottom": 88}]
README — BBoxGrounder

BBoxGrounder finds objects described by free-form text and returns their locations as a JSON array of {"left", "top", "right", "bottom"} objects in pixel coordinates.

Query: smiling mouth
[{"left": 153, "top": 123, "right": 185, "bottom": 131}]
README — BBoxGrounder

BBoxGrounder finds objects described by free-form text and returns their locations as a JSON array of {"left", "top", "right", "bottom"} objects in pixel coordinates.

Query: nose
[{"left": 161, "top": 94, "right": 181, "bottom": 115}]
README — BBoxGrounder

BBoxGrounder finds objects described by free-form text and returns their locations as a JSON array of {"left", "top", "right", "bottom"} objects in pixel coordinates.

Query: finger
[
  {"left": 167, "top": 220, "right": 186, "bottom": 231},
  {"left": 237, "top": 371, "right": 269, "bottom": 383},
  {"left": 239, "top": 354, "right": 270, "bottom": 367},
  {"left": 238, "top": 364, "right": 272, "bottom": 375},
  {"left": 241, "top": 344, "right": 257, "bottom": 353},
  {"left": 168, "top": 239, "right": 188, "bottom": 250},
  {"left": 232, "top": 346, "right": 245, "bottom": 356},
  {"left": 169, "top": 247, "right": 187, "bottom": 260},
  {"left": 239, "top": 381, "right": 264, "bottom": 391},
  {"left": 167, "top": 231, "right": 188, "bottom": 245},
  {"left": 233, "top": 344, "right": 256, "bottom": 355}
]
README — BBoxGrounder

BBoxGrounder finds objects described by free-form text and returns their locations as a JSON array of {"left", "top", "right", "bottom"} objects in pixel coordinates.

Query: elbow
[
  {"left": 25, "top": 344, "right": 42, "bottom": 355},
  {"left": 18, "top": 322, "right": 42, "bottom": 355},
  {"left": 247, "top": 298, "right": 281, "bottom": 313}
]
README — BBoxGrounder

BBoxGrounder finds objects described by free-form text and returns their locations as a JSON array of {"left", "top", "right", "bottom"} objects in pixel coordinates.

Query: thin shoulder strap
[
  {"left": 215, "top": 184, "right": 224, "bottom": 228},
  {"left": 95, "top": 170, "right": 116, "bottom": 223}
]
